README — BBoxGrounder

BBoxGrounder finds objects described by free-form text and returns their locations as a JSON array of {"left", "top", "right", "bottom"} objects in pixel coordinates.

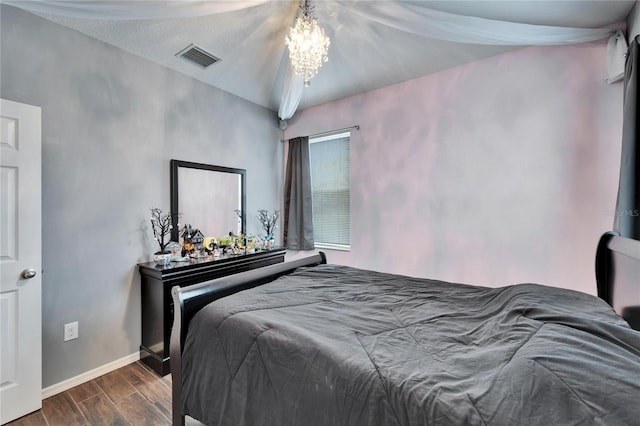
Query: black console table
[{"left": 138, "top": 248, "right": 286, "bottom": 375}]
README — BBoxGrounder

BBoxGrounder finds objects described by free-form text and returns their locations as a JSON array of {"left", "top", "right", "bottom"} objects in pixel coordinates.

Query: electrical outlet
[{"left": 64, "top": 321, "right": 78, "bottom": 341}]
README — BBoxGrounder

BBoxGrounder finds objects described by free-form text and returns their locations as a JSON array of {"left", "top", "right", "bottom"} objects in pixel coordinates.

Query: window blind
[{"left": 309, "top": 133, "right": 350, "bottom": 247}]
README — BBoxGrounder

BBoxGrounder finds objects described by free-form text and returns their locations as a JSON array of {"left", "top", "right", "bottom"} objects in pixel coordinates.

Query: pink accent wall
[{"left": 285, "top": 43, "right": 623, "bottom": 294}]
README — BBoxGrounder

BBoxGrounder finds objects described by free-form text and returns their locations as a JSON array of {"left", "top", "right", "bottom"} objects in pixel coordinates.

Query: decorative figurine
[
  {"left": 165, "top": 241, "right": 184, "bottom": 262},
  {"left": 181, "top": 224, "right": 198, "bottom": 256},
  {"left": 202, "top": 236, "right": 216, "bottom": 256},
  {"left": 191, "top": 229, "right": 205, "bottom": 249}
]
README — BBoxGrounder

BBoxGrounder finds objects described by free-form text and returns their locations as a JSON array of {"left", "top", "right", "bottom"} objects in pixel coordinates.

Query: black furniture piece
[
  {"left": 596, "top": 232, "right": 640, "bottom": 330},
  {"left": 138, "top": 248, "right": 286, "bottom": 375},
  {"left": 170, "top": 239, "right": 640, "bottom": 426}
]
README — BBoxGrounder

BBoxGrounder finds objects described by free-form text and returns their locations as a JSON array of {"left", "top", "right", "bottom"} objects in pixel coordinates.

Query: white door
[{"left": 0, "top": 99, "right": 42, "bottom": 424}]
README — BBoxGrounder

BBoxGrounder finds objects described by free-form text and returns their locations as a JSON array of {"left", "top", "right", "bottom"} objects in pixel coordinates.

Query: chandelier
[{"left": 285, "top": 0, "right": 330, "bottom": 87}]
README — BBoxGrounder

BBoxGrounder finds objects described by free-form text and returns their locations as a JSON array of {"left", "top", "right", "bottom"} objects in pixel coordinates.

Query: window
[{"left": 309, "top": 131, "right": 350, "bottom": 250}]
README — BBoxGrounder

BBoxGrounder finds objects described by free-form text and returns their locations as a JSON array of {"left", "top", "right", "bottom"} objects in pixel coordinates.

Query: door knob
[{"left": 21, "top": 268, "right": 37, "bottom": 279}]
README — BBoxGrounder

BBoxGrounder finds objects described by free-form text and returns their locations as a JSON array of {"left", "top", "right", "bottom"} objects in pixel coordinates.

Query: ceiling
[{"left": 28, "top": 1, "right": 635, "bottom": 114}]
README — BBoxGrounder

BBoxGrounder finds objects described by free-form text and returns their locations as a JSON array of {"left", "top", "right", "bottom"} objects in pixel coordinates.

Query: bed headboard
[{"left": 596, "top": 233, "right": 640, "bottom": 331}]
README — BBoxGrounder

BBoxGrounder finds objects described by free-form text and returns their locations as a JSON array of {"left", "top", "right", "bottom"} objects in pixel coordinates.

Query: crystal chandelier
[{"left": 285, "top": 0, "right": 330, "bottom": 87}]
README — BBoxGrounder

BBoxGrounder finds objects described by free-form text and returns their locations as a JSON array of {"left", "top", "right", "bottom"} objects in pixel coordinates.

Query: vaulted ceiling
[{"left": 21, "top": 1, "right": 636, "bottom": 114}]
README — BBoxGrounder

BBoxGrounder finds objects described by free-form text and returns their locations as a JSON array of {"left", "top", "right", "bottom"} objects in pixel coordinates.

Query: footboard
[
  {"left": 596, "top": 233, "right": 640, "bottom": 331},
  {"left": 169, "top": 252, "right": 326, "bottom": 426}
]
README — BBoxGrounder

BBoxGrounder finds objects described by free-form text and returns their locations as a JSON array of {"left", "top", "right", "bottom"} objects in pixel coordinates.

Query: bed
[{"left": 170, "top": 236, "right": 640, "bottom": 426}]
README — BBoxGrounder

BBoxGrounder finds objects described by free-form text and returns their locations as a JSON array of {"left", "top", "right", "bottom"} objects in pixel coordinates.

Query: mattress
[{"left": 181, "top": 264, "right": 640, "bottom": 425}]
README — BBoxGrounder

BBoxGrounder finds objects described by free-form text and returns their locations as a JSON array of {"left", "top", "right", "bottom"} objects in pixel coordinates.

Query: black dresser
[{"left": 138, "top": 248, "right": 286, "bottom": 375}]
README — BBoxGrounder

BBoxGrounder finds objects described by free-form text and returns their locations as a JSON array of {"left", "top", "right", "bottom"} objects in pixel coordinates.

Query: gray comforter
[{"left": 182, "top": 264, "right": 640, "bottom": 425}]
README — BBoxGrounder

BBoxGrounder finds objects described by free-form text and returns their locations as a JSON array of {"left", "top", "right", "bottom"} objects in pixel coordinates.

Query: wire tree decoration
[
  {"left": 257, "top": 209, "right": 279, "bottom": 240},
  {"left": 150, "top": 207, "right": 173, "bottom": 254}
]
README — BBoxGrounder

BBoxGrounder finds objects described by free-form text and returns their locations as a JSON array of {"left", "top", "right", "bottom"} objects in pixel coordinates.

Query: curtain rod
[{"left": 281, "top": 125, "right": 360, "bottom": 143}]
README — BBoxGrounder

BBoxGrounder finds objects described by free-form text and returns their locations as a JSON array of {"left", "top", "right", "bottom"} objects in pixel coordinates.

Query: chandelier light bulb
[{"left": 285, "top": 0, "right": 330, "bottom": 87}]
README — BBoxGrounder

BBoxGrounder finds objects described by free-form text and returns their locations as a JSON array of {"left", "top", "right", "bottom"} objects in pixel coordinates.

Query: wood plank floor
[{"left": 7, "top": 362, "right": 173, "bottom": 426}]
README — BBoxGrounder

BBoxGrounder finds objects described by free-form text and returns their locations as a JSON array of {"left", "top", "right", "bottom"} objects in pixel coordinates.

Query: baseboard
[{"left": 41, "top": 352, "right": 140, "bottom": 400}]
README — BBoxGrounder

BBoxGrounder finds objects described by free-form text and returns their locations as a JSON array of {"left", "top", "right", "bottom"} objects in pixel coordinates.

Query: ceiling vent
[{"left": 176, "top": 44, "right": 221, "bottom": 69}]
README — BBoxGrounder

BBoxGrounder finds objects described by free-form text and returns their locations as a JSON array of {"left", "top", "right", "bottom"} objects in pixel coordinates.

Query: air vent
[{"left": 176, "top": 44, "right": 221, "bottom": 69}]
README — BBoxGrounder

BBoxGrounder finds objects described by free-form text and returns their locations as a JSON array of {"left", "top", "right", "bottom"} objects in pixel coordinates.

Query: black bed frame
[
  {"left": 596, "top": 233, "right": 640, "bottom": 331},
  {"left": 169, "top": 252, "right": 327, "bottom": 426},
  {"left": 169, "top": 237, "right": 640, "bottom": 426}
]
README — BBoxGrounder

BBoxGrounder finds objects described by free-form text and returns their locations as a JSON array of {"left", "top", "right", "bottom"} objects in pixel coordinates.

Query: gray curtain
[
  {"left": 283, "top": 137, "right": 315, "bottom": 250},
  {"left": 613, "top": 35, "right": 640, "bottom": 240}
]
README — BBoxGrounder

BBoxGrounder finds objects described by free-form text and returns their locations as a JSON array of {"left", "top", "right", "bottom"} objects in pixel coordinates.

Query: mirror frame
[{"left": 170, "top": 159, "right": 246, "bottom": 242}]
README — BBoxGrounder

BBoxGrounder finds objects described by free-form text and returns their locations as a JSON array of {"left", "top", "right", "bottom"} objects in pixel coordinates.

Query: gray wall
[{"left": 1, "top": 5, "right": 283, "bottom": 387}]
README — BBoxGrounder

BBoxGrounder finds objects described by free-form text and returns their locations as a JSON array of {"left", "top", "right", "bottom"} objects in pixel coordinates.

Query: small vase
[{"left": 153, "top": 252, "right": 172, "bottom": 266}]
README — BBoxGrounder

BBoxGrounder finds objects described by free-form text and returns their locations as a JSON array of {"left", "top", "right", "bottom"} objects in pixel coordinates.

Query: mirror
[{"left": 170, "top": 160, "right": 246, "bottom": 242}]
